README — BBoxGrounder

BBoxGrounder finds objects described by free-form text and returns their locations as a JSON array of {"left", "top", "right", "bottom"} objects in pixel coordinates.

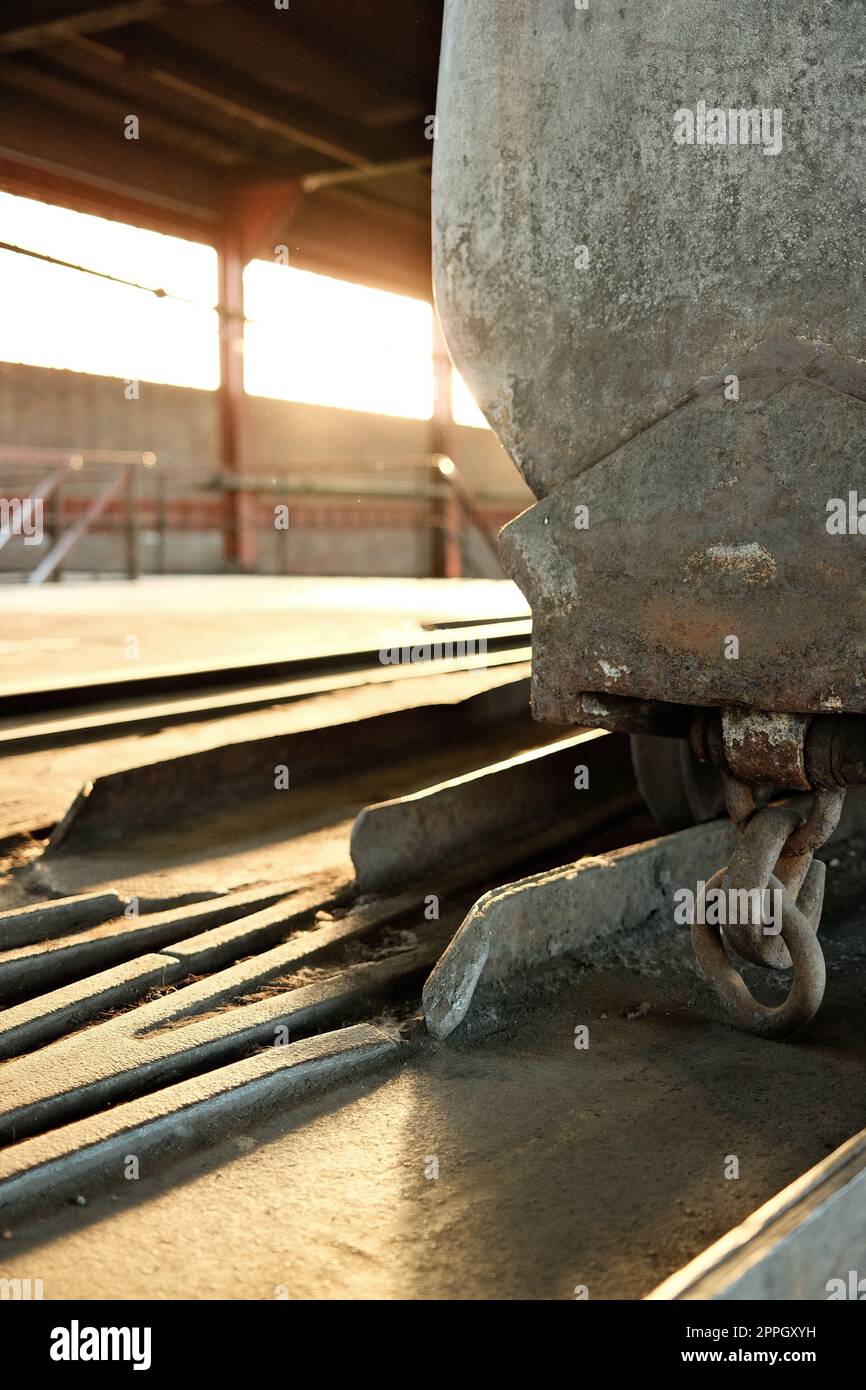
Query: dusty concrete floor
[
  {"left": 3, "top": 578, "right": 864, "bottom": 1299},
  {"left": 0, "top": 575, "right": 528, "bottom": 692},
  {"left": 4, "top": 839, "right": 866, "bottom": 1301}
]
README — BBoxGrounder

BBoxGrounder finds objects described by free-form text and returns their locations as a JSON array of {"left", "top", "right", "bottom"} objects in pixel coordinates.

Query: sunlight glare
[
  {"left": 0, "top": 192, "right": 438, "bottom": 417},
  {"left": 451, "top": 368, "right": 489, "bottom": 429},
  {"left": 244, "top": 261, "right": 433, "bottom": 420},
  {"left": 0, "top": 191, "right": 219, "bottom": 389}
]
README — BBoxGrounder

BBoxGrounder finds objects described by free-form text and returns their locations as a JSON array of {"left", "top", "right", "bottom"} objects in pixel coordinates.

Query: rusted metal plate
[{"left": 500, "top": 374, "right": 866, "bottom": 718}]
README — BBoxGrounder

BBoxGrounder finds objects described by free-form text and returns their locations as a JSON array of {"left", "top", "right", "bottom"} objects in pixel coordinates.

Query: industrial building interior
[{"left": 1, "top": 0, "right": 865, "bottom": 1333}]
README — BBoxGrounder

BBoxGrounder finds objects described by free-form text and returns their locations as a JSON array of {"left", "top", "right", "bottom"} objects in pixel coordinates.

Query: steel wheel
[{"left": 629, "top": 734, "right": 725, "bottom": 833}]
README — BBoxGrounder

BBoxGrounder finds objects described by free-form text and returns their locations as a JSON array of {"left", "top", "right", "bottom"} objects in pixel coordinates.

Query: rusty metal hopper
[{"left": 433, "top": 1, "right": 866, "bottom": 719}]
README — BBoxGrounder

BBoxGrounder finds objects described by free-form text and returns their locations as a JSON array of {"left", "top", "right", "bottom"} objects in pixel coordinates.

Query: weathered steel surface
[
  {"left": 434, "top": 4, "right": 866, "bottom": 500},
  {"left": 434, "top": 4, "right": 866, "bottom": 716},
  {"left": 46, "top": 676, "right": 532, "bottom": 850},
  {"left": 807, "top": 716, "right": 866, "bottom": 790},
  {"left": 721, "top": 711, "right": 811, "bottom": 792},
  {"left": 717, "top": 801, "right": 806, "bottom": 970},
  {"left": 350, "top": 729, "right": 625, "bottom": 892},
  {"left": 500, "top": 374, "right": 866, "bottom": 717},
  {"left": 423, "top": 818, "right": 737, "bottom": 1040},
  {"left": 692, "top": 866, "right": 826, "bottom": 1038},
  {"left": 649, "top": 1127, "right": 866, "bottom": 1300},
  {"left": 630, "top": 732, "right": 724, "bottom": 832}
]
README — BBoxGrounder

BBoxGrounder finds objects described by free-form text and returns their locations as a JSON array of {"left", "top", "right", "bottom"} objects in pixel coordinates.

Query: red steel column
[
  {"left": 218, "top": 216, "right": 256, "bottom": 571},
  {"left": 218, "top": 180, "right": 304, "bottom": 571}
]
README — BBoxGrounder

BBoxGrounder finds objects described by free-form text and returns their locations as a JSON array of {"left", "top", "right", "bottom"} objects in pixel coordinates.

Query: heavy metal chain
[{"left": 691, "top": 774, "right": 845, "bottom": 1038}]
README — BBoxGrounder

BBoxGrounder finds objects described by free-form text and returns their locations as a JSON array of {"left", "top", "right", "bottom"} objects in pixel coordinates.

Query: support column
[
  {"left": 218, "top": 179, "right": 304, "bottom": 572},
  {"left": 218, "top": 218, "right": 256, "bottom": 571}
]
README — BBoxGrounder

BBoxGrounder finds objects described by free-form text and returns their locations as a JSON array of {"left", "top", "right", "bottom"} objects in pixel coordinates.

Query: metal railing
[
  {"left": 0, "top": 447, "right": 155, "bottom": 583},
  {"left": 0, "top": 447, "right": 512, "bottom": 581}
]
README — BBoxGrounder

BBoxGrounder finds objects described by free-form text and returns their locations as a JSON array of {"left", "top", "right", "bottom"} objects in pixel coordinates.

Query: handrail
[
  {"left": 26, "top": 468, "right": 130, "bottom": 585},
  {"left": 0, "top": 464, "right": 67, "bottom": 554},
  {"left": 0, "top": 448, "right": 512, "bottom": 580},
  {"left": 0, "top": 448, "right": 154, "bottom": 583}
]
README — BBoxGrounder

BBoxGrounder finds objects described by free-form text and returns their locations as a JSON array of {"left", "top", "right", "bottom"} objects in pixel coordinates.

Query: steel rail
[{"left": 0, "top": 618, "right": 531, "bottom": 716}]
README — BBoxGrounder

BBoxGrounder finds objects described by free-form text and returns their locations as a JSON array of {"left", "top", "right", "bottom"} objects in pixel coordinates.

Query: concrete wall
[{"left": 0, "top": 361, "right": 531, "bottom": 578}]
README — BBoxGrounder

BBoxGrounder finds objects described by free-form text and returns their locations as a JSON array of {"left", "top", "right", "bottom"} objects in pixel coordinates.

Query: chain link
[{"left": 691, "top": 774, "right": 845, "bottom": 1037}]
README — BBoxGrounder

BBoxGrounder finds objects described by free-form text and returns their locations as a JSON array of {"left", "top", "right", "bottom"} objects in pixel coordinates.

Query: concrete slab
[{"left": 0, "top": 575, "right": 527, "bottom": 693}]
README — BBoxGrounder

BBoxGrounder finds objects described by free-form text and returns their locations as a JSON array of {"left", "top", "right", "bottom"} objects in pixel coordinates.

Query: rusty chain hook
[{"left": 691, "top": 773, "right": 845, "bottom": 1038}]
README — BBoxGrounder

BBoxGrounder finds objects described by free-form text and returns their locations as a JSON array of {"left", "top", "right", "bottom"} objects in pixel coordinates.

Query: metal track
[
  {"left": 3, "top": 665, "right": 865, "bottom": 1298},
  {"left": 0, "top": 682, "right": 640, "bottom": 1235},
  {"left": 0, "top": 618, "right": 531, "bottom": 752}
]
